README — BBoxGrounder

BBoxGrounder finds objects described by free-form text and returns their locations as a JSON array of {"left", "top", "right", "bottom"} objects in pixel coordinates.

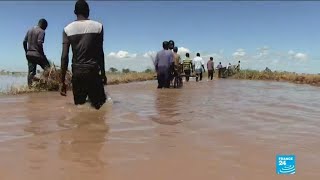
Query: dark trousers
[
  {"left": 72, "top": 68, "right": 106, "bottom": 110},
  {"left": 196, "top": 72, "right": 202, "bottom": 82},
  {"left": 208, "top": 70, "right": 214, "bottom": 80},
  {"left": 26, "top": 55, "right": 50, "bottom": 86},
  {"left": 184, "top": 70, "right": 191, "bottom": 82},
  {"left": 157, "top": 70, "right": 170, "bottom": 88}
]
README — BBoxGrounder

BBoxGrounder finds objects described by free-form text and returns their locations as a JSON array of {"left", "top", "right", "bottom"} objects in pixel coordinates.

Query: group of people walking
[
  {"left": 154, "top": 41, "right": 241, "bottom": 88},
  {"left": 23, "top": 0, "right": 242, "bottom": 109},
  {"left": 154, "top": 40, "right": 208, "bottom": 89}
]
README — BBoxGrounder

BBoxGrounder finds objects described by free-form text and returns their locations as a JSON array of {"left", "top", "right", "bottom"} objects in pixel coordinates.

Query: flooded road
[{"left": 0, "top": 79, "right": 319, "bottom": 179}]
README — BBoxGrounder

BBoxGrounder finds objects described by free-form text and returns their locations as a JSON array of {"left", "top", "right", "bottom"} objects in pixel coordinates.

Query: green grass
[{"left": 231, "top": 69, "right": 320, "bottom": 86}]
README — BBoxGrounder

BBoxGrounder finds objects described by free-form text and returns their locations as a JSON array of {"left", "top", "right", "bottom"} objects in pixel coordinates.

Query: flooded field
[
  {"left": 0, "top": 79, "right": 319, "bottom": 179},
  {"left": 0, "top": 75, "right": 26, "bottom": 93}
]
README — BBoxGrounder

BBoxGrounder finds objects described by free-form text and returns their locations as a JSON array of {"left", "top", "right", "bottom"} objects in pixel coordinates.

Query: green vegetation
[
  {"left": 232, "top": 69, "right": 320, "bottom": 86},
  {"left": 106, "top": 71, "right": 155, "bottom": 85},
  {"left": 5, "top": 67, "right": 155, "bottom": 94},
  {"left": 3, "top": 66, "right": 320, "bottom": 95}
]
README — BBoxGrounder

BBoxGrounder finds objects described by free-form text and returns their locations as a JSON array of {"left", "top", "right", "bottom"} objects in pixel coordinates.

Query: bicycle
[{"left": 172, "top": 72, "right": 183, "bottom": 88}]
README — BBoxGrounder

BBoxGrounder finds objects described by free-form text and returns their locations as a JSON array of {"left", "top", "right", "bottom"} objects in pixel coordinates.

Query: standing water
[
  {"left": 0, "top": 79, "right": 319, "bottom": 179},
  {"left": 0, "top": 75, "right": 27, "bottom": 93}
]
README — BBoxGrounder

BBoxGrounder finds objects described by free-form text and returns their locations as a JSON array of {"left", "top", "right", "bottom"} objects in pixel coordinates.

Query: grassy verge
[
  {"left": 5, "top": 71, "right": 156, "bottom": 95},
  {"left": 231, "top": 69, "right": 320, "bottom": 86},
  {"left": 106, "top": 72, "right": 155, "bottom": 85},
  {"left": 4, "top": 69, "right": 320, "bottom": 95}
]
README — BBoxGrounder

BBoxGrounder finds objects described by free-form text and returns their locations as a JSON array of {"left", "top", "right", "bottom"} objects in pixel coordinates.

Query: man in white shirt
[
  {"left": 216, "top": 62, "right": 223, "bottom": 78},
  {"left": 193, "top": 53, "right": 205, "bottom": 82}
]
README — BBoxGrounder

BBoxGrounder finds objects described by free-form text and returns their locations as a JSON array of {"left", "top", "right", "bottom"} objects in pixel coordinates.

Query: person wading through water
[
  {"left": 23, "top": 18, "right": 50, "bottom": 87},
  {"left": 168, "top": 40, "right": 175, "bottom": 51},
  {"left": 173, "top": 47, "right": 182, "bottom": 84},
  {"left": 182, "top": 53, "right": 193, "bottom": 82},
  {"left": 207, "top": 57, "right": 214, "bottom": 80},
  {"left": 236, "top": 61, "right": 241, "bottom": 72},
  {"left": 217, "top": 62, "right": 223, "bottom": 78},
  {"left": 60, "top": 0, "right": 107, "bottom": 110},
  {"left": 193, "top": 53, "right": 205, "bottom": 82},
  {"left": 168, "top": 40, "right": 175, "bottom": 85},
  {"left": 155, "top": 41, "right": 174, "bottom": 88}
]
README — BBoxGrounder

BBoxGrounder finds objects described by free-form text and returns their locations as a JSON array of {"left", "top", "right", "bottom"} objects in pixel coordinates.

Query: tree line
[{"left": 108, "top": 67, "right": 154, "bottom": 74}]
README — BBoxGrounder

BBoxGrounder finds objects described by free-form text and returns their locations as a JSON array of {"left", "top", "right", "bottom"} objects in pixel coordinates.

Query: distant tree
[
  {"left": 109, "top": 67, "right": 118, "bottom": 73},
  {"left": 122, "top": 68, "right": 130, "bottom": 74},
  {"left": 144, "top": 68, "right": 153, "bottom": 73},
  {"left": 264, "top": 67, "right": 272, "bottom": 73}
]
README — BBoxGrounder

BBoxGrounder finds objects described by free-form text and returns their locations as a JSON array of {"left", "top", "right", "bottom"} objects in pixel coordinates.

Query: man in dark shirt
[
  {"left": 236, "top": 61, "right": 241, "bottom": 72},
  {"left": 23, "top": 19, "right": 50, "bottom": 87},
  {"left": 60, "top": 0, "right": 107, "bottom": 110}
]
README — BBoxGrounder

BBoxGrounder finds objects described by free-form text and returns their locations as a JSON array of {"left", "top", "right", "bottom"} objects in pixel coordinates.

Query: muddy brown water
[{"left": 0, "top": 79, "right": 319, "bottom": 180}]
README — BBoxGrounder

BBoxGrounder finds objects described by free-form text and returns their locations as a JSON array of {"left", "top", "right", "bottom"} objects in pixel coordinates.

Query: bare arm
[
  {"left": 98, "top": 26, "right": 105, "bottom": 77},
  {"left": 61, "top": 31, "right": 70, "bottom": 84},
  {"left": 202, "top": 59, "right": 205, "bottom": 72}
]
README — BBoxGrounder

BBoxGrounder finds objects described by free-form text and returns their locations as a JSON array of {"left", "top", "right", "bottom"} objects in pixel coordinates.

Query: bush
[
  {"left": 144, "top": 68, "right": 153, "bottom": 73},
  {"left": 109, "top": 67, "right": 118, "bottom": 73},
  {"left": 31, "top": 65, "right": 72, "bottom": 91},
  {"left": 122, "top": 68, "right": 130, "bottom": 74}
]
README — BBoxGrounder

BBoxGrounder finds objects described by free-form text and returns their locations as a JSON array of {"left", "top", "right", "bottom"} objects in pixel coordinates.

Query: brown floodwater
[{"left": 0, "top": 79, "right": 319, "bottom": 180}]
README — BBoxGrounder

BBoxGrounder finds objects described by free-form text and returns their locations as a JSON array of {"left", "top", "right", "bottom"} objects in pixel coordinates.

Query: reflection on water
[
  {"left": 0, "top": 79, "right": 320, "bottom": 179},
  {"left": 58, "top": 108, "right": 109, "bottom": 170},
  {"left": 151, "top": 89, "right": 183, "bottom": 125}
]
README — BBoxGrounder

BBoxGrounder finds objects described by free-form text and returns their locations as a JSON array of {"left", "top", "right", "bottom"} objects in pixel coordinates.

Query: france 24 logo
[{"left": 276, "top": 154, "right": 296, "bottom": 175}]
